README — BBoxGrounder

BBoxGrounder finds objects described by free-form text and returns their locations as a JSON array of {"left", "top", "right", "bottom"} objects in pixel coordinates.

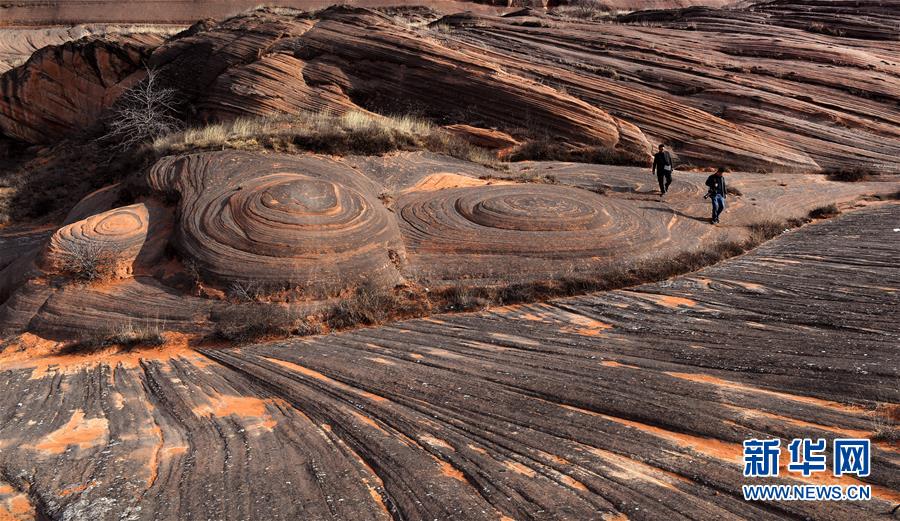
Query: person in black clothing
[
  {"left": 704, "top": 167, "right": 727, "bottom": 224},
  {"left": 651, "top": 144, "right": 674, "bottom": 195}
]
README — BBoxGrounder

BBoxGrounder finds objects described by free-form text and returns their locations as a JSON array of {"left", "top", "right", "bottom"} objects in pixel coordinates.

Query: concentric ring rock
[
  {"left": 148, "top": 151, "right": 404, "bottom": 294},
  {"left": 399, "top": 184, "right": 659, "bottom": 257},
  {"left": 41, "top": 201, "right": 171, "bottom": 279}
]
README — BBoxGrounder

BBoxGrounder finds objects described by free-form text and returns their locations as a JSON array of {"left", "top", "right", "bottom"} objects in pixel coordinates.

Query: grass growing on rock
[
  {"left": 151, "top": 111, "right": 502, "bottom": 169},
  {"left": 63, "top": 321, "right": 166, "bottom": 352},
  {"left": 808, "top": 203, "right": 840, "bottom": 219},
  {"left": 216, "top": 217, "right": 813, "bottom": 344}
]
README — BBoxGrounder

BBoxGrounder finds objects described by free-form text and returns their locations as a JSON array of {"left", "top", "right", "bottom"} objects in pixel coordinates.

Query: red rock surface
[
  {"left": 0, "top": 205, "right": 896, "bottom": 520},
  {"left": 0, "top": 24, "right": 182, "bottom": 74},
  {"left": 0, "top": 33, "right": 162, "bottom": 143},
  {"left": 3, "top": 3, "right": 896, "bottom": 172},
  {"left": 437, "top": 6, "right": 900, "bottom": 173},
  {"left": 149, "top": 6, "right": 652, "bottom": 163},
  {"left": 2, "top": 148, "right": 897, "bottom": 339},
  {"left": 148, "top": 151, "right": 406, "bottom": 294}
]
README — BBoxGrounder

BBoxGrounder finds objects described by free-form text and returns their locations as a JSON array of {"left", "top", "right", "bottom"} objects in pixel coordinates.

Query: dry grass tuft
[
  {"left": 57, "top": 241, "right": 120, "bottom": 282},
  {"left": 64, "top": 320, "right": 165, "bottom": 352},
  {"left": 214, "top": 303, "right": 322, "bottom": 342},
  {"left": 870, "top": 404, "right": 899, "bottom": 442},
  {"left": 808, "top": 203, "right": 840, "bottom": 219},
  {"left": 325, "top": 283, "right": 429, "bottom": 330},
  {"left": 552, "top": 0, "right": 618, "bottom": 20},
  {"left": 152, "top": 111, "right": 503, "bottom": 169},
  {"left": 826, "top": 168, "right": 875, "bottom": 182}
]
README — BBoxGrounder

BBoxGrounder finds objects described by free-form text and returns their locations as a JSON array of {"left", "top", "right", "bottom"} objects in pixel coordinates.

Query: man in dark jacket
[
  {"left": 704, "top": 167, "right": 727, "bottom": 224},
  {"left": 651, "top": 144, "right": 674, "bottom": 195}
]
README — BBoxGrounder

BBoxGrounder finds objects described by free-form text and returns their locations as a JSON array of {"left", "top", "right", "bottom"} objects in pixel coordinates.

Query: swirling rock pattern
[
  {"left": 147, "top": 6, "right": 652, "bottom": 164},
  {"left": 398, "top": 184, "right": 666, "bottom": 280},
  {"left": 149, "top": 151, "right": 404, "bottom": 293},
  {"left": 42, "top": 201, "right": 171, "bottom": 279},
  {"left": 437, "top": 7, "right": 900, "bottom": 173},
  {"left": 0, "top": 34, "right": 163, "bottom": 143},
  {"left": 0, "top": 205, "right": 896, "bottom": 520}
]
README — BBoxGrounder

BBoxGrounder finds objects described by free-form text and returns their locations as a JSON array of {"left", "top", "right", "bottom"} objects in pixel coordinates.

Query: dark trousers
[{"left": 657, "top": 172, "right": 672, "bottom": 193}]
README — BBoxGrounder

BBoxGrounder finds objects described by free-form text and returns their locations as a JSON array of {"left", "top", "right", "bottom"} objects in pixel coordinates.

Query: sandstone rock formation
[
  {"left": 397, "top": 183, "right": 667, "bottom": 280},
  {"left": 437, "top": 7, "right": 900, "bottom": 173},
  {"left": 0, "top": 25, "right": 182, "bottom": 74},
  {"left": 0, "top": 33, "right": 163, "bottom": 143},
  {"left": 148, "top": 151, "right": 405, "bottom": 294},
  {"left": 2, "top": 3, "right": 896, "bottom": 172},
  {"left": 41, "top": 201, "right": 171, "bottom": 279},
  {"left": 149, "top": 6, "right": 652, "bottom": 164},
  {"left": 0, "top": 205, "right": 896, "bottom": 520}
]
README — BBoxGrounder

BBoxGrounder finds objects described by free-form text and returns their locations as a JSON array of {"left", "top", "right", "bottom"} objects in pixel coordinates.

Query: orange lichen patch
[
  {"left": 58, "top": 481, "right": 96, "bottom": 497},
  {"left": 420, "top": 434, "right": 455, "bottom": 451},
  {"left": 560, "top": 474, "right": 589, "bottom": 491},
  {"left": 405, "top": 173, "right": 498, "bottom": 192},
  {"left": 500, "top": 516, "right": 516, "bottom": 521},
  {"left": 468, "top": 444, "right": 488, "bottom": 455},
  {"left": 368, "top": 357, "right": 396, "bottom": 366},
  {"left": 554, "top": 309, "right": 613, "bottom": 336},
  {"left": 560, "top": 404, "right": 741, "bottom": 463},
  {"left": 588, "top": 446, "right": 689, "bottom": 491},
  {"left": 31, "top": 409, "right": 108, "bottom": 455},
  {"left": 191, "top": 394, "right": 280, "bottom": 434},
  {"left": 409, "top": 353, "right": 424, "bottom": 360},
  {"left": 0, "top": 493, "right": 35, "bottom": 521},
  {"left": 651, "top": 295, "right": 697, "bottom": 308},
  {"left": 163, "top": 446, "right": 188, "bottom": 457},
  {"left": 438, "top": 460, "right": 467, "bottom": 482},
  {"left": 666, "top": 372, "right": 867, "bottom": 414},
  {"left": 362, "top": 478, "right": 392, "bottom": 518},
  {"left": 265, "top": 357, "right": 390, "bottom": 404},
  {"left": 730, "top": 280, "right": 764, "bottom": 291},
  {"left": 352, "top": 411, "right": 389, "bottom": 435},
  {"left": 601, "top": 361, "right": 639, "bottom": 369},
  {"left": 192, "top": 395, "right": 268, "bottom": 418},
  {"left": 601, "top": 514, "right": 629, "bottom": 521},
  {"left": 0, "top": 332, "right": 203, "bottom": 380},
  {"left": 504, "top": 460, "right": 536, "bottom": 477},
  {"left": 423, "top": 347, "right": 463, "bottom": 359},
  {"left": 738, "top": 408, "right": 870, "bottom": 438},
  {"left": 540, "top": 451, "right": 570, "bottom": 466}
]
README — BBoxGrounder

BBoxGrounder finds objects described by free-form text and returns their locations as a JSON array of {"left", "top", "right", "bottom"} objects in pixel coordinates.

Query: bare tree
[{"left": 102, "top": 67, "right": 182, "bottom": 152}]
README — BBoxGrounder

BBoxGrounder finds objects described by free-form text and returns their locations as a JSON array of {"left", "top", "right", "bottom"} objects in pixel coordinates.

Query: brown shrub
[
  {"left": 325, "top": 283, "right": 429, "bottom": 330},
  {"left": 808, "top": 204, "right": 840, "bottom": 219},
  {"left": 57, "top": 241, "right": 119, "bottom": 282},
  {"left": 826, "top": 168, "right": 874, "bottom": 182},
  {"left": 214, "top": 303, "right": 321, "bottom": 342}
]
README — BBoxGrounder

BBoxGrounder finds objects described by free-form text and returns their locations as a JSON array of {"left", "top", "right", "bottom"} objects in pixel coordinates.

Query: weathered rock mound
[
  {"left": 399, "top": 184, "right": 652, "bottom": 254},
  {"left": 148, "top": 6, "right": 652, "bottom": 163},
  {"left": 0, "top": 205, "right": 896, "bottom": 520},
  {"left": 149, "top": 151, "right": 405, "bottom": 293},
  {"left": 41, "top": 201, "right": 171, "bottom": 279},
  {"left": 0, "top": 33, "right": 163, "bottom": 143}
]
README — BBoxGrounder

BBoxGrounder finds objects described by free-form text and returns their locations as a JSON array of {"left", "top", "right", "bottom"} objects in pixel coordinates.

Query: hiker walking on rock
[
  {"left": 704, "top": 167, "right": 727, "bottom": 224},
  {"left": 651, "top": 144, "right": 674, "bottom": 196}
]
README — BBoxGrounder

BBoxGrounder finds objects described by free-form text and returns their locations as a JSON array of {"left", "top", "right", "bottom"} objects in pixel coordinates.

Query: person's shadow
[{"left": 640, "top": 206, "right": 709, "bottom": 223}]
